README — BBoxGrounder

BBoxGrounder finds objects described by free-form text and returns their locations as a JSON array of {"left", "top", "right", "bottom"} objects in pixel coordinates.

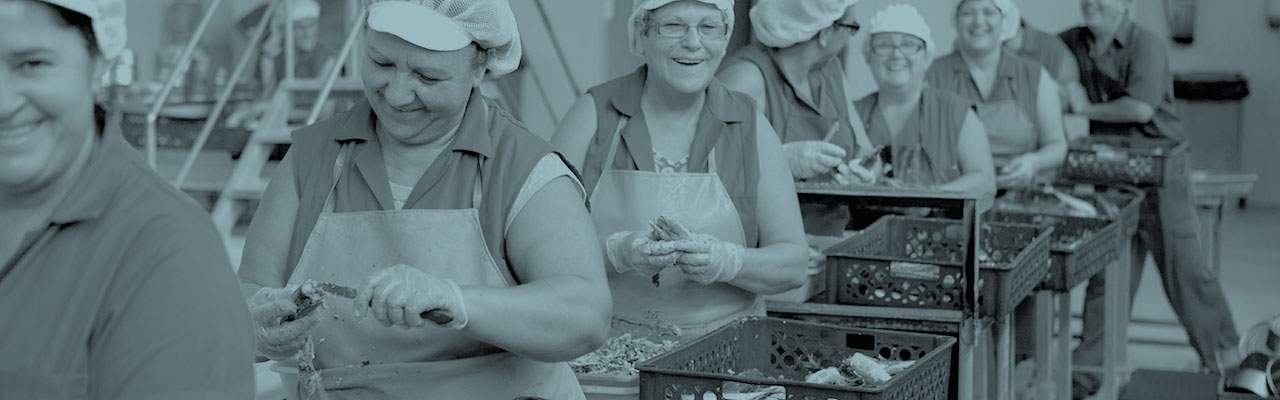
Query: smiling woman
[{"left": 0, "top": 0, "right": 255, "bottom": 398}]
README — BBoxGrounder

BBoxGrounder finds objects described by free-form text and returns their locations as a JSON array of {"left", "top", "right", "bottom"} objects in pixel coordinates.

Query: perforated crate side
[
  {"left": 1063, "top": 137, "right": 1186, "bottom": 186},
  {"left": 1056, "top": 219, "right": 1121, "bottom": 291},
  {"left": 987, "top": 222, "right": 1053, "bottom": 317}
]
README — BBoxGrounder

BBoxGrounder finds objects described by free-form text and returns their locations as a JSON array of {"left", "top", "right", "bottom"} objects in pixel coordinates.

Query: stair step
[
  {"left": 255, "top": 127, "right": 292, "bottom": 144},
  {"left": 224, "top": 161, "right": 280, "bottom": 200},
  {"left": 149, "top": 148, "right": 233, "bottom": 193}
]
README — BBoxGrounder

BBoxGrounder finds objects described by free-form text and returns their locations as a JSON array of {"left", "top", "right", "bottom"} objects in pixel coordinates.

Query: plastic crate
[
  {"left": 637, "top": 317, "right": 955, "bottom": 400},
  {"left": 822, "top": 216, "right": 1052, "bottom": 319},
  {"left": 987, "top": 212, "right": 1120, "bottom": 291},
  {"left": 578, "top": 373, "right": 640, "bottom": 400},
  {"left": 1008, "top": 184, "right": 1146, "bottom": 238},
  {"left": 1063, "top": 136, "right": 1188, "bottom": 187}
]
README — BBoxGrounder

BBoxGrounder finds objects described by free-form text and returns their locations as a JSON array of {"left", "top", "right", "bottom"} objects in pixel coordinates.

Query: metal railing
[
  {"left": 144, "top": 0, "right": 225, "bottom": 168},
  {"left": 305, "top": 8, "right": 367, "bottom": 126},
  {"left": 172, "top": 0, "right": 282, "bottom": 188}
]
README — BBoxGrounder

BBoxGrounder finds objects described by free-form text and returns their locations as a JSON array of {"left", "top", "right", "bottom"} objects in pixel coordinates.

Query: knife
[{"left": 286, "top": 281, "right": 455, "bottom": 325}]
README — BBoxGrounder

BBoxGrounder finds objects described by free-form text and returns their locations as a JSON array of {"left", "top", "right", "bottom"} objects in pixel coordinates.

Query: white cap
[
  {"left": 750, "top": 0, "right": 858, "bottom": 49},
  {"left": 867, "top": 4, "right": 934, "bottom": 58},
  {"left": 628, "top": 0, "right": 735, "bottom": 56},
  {"left": 989, "top": 0, "right": 1021, "bottom": 42},
  {"left": 40, "top": 0, "right": 127, "bottom": 60},
  {"left": 289, "top": 0, "right": 320, "bottom": 21},
  {"left": 366, "top": 0, "right": 522, "bottom": 77}
]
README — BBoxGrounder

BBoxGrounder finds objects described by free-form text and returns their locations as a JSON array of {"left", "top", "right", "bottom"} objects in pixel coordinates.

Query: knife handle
[{"left": 421, "top": 309, "right": 454, "bottom": 325}]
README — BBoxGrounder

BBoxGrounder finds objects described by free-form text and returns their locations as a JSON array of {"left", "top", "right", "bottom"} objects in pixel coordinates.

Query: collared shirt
[
  {"left": 1060, "top": 19, "right": 1184, "bottom": 139},
  {"left": 0, "top": 126, "right": 254, "bottom": 399},
  {"left": 926, "top": 49, "right": 1042, "bottom": 120}
]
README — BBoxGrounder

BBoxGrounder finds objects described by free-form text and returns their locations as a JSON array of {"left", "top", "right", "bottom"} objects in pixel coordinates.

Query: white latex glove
[
  {"left": 996, "top": 154, "right": 1038, "bottom": 189},
  {"left": 605, "top": 230, "right": 682, "bottom": 276},
  {"left": 783, "top": 141, "right": 847, "bottom": 180},
  {"left": 249, "top": 285, "right": 324, "bottom": 360},
  {"left": 671, "top": 234, "right": 744, "bottom": 285},
  {"left": 355, "top": 264, "right": 469, "bottom": 330}
]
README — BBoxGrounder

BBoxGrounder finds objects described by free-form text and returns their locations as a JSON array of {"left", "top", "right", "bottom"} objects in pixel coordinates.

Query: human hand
[
  {"left": 356, "top": 265, "right": 468, "bottom": 330},
  {"left": 996, "top": 154, "right": 1039, "bottom": 188},
  {"left": 249, "top": 285, "right": 324, "bottom": 360},
  {"left": 670, "top": 233, "right": 744, "bottom": 285},
  {"left": 605, "top": 230, "right": 681, "bottom": 277},
  {"left": 783, "top": 141, "right": 847, "bottom": 180}
]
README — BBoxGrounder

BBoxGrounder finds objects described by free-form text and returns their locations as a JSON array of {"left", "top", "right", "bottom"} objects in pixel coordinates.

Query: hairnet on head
[
  {"left": 959, "top": 0, "right": 1020, "bottom": 42},
  {"left": 40, "top": 0, "right": 127, "bottom": 60},
  {"left": 627, "top": 0, "right": 735, "bottom": 56},
  {"left": 750, "top": 0, "right": 858, "bottom": 49},
  {"left": 867, "top": 4, "right": 934, "bottom": 58},
  {"left": 365, "top": 0, "right": 522, "bottom": 77},
  {"left": 289, "top": 0, "right": 321, "bottom": 21}
]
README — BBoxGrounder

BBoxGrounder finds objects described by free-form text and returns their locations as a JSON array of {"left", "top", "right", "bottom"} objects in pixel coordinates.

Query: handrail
[
  {"left": 144, "top": 0, "right": 224, "bottom": 169},
  {"left": 173, "top": 0, "right": 281, "bottom": 188},
  {"left": 305, "top": 7, "right": 367, "bottom": 126}
]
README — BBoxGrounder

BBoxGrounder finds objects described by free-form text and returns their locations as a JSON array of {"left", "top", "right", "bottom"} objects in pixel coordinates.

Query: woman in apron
[
  {"left": 237, "top": 1, "right": 611, "bottom": 398},
  {"left": 855, "top": 4, "right": 995, "bottom": 194},
  {"left": 926, "top": 0, "right": 1067, "bottom": 190},
  {"left": 552, "top": 0, "right": 808, "bottom": 341},
  {"left": 718, "top": 0, "right": 863, "bottom": 237}
]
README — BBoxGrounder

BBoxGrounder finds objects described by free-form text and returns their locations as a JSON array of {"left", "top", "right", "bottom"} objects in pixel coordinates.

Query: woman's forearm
[
  {"left": 727, "top": 242, "right": 808, "bottom": 295},
  {"left": 459, "top": 276, "right": 611, "bottom": 363}
]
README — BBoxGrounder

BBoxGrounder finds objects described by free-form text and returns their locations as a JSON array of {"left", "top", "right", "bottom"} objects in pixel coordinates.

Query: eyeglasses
[
  {"left": 651, "top": 21, "right": 729, "bottom": 39},
  {"left": 832, "top": 21, "right": 860, "bottom": 35},
  {"left": 869, "top": 39, "right": 926, "bottom": 58}
]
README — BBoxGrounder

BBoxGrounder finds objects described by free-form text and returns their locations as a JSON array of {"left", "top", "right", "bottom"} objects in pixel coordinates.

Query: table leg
[
  {"left": 1100, "top": 235, "right": 1134, "bottom": 399},
  {"left": 960, "top": 317, "right": 977, "bottom": 400},
  {"left": 997, "top": 317, "right": 1013, "bottom": 400},
  {"left": 1033, "top": 291, "right": 1056, "bottom": 399},
  {"left": 1056, "top": 292, "right": 1073, "bottom": 400}
]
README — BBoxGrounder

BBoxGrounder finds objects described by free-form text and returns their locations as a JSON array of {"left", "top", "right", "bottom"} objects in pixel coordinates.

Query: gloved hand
[
  {"left": 670, "top": 233, "right": 744, "bottom": 285},
  {"left": 356, "top": 265, "right": 469, "bottom": 330},
  {"left": 249, "top": 285, "right": 324, "bottom": 360},
  {"left": 605, "top": 230, "right": 682, "bottom": 277},
  {"left": 996, "top": 154, "right": 1038, "bottom": 189},
  {"left": 783, "top": 141, "right": 847, "bottom": 180}
]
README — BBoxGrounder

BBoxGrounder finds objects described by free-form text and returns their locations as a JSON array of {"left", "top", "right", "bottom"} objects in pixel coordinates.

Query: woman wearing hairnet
[
  {"left": 718, "top": 0, "right": 864, "bottom": 236},
  {"left": 237, "top": 0, "right": 610, "bottom": 397},
  {"left": 926, "top": 0, "right": 1066, "bottom": 189},
  {"left": 853, "top": 4, "right": 995, "bottom": 193},
  {"left": 0, "top": 0, "right": 254, "bottom": 398},
  {"left": 553, "top": 0, "right": 808, "bottom": 340},
  {"left": 1059, "top": 0, "right": 1241, "bottom": 397}
]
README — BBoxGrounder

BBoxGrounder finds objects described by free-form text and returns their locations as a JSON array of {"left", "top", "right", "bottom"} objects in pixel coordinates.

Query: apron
[
  {"left": 285, "top": 144, "right": 583, "bottom": 400},
  {"left": 589, "top": 117, "right": 761, "bottom": 340},
  {"left": 866, "top": 97, "right": 950, "bottom": 189},
  {"left": 975, "top": 98, "right": 1037, "bottom": 168}
]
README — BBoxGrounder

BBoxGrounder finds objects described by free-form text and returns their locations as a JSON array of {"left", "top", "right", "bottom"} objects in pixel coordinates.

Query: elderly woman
[
  {"left": 237, "top": 0, "right": 610, "bottom": 398},
  {"left": 553, "top": 0, "right": 807, "bottom": 339},
  {"left": 0, "top": 0, "right": 254, "bottom": 398},
  {"left": 856, "top": 4, "right": 995, "bottom": 193},
  {"left": 717, "top": 0, "right": 864, "bottom": 236},
  {"left": 926, "top": 0, "right": 1066, "bottom": 189}
]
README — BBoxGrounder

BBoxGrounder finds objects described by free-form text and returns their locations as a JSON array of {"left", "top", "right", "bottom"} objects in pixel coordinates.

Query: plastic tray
[
  {"left": 637, "top": 317, "right": 955, "bottom": 400},
  {"left": 1007, "top": 184, "right": 1146, "bottom": 238},
  {"left": 986, "top": 212, "right": 1120, "bottom": 291},
  {"left": 578, "top": 373, "right": 641, "bottom": 400},
  {"left": 1062, "top": 135, "right": 1188, "bottom": 187},
  {"left": 822, "top": 216, "right": 1052, "bottom": 319}
]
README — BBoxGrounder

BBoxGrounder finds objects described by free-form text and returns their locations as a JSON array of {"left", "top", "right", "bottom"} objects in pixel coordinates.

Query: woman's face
[
  {"left": 1081, "top": 0, "right": 1130, "bottom": 34},
  {"left": 956, "top": 0, "right": 1004, "bottom": 54},
  {"left": 638, "top": 0, "right": 729, "bottom": 94},
  {"left": 360, "top": 29, "right": 484, "bottom": 145},
  {"left": 0, "top": 0, "right": 101, "bottom": 195},
  {"left": 867, "top": 32, "right": 929, "bottom": 92}
]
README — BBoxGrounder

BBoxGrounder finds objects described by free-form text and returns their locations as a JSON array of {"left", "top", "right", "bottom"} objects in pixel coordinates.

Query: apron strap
[
  {"left": 472, "top": 156, "right": 483, "bottom": 209},
  {"left": 848, "top": 102, "right": 875, "bottom": 158},
  {"left": 321, "top": 143, "right": 355, "bottom": 213},
  {"left": 601, "top": 116, "right": 629, "bottom": 173}
]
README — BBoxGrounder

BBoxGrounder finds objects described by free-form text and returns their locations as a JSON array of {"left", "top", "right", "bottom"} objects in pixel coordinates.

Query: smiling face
[
  {"left": 0, "top": 0, "right": 102, "bottom": 196},
  {"left": 955, "top": 0, "right": 1004, "bottom": 54},
  {"left": 1081, "top": 0, "right": 1132, "bottom": 35},
  {"left": 360, "top": 29, "right": 484, "bottom": 145},
  {"left": 866, "top": 32, "right": 929, "bottom": 92},
  {"left": 638, "top": 0, "right": 729, "bottom": 94}
]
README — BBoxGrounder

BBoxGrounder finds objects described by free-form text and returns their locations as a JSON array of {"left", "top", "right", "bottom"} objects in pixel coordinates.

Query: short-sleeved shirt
[
  {"left": 582, "top": 66, "right": 761, "bottom": 247},
  {"left": 1015, "top": 26, "right": 1075, "bottom": 82},
  {"left": 1060, "top": 20, "right": 1184, "bottom": 140},
  {"left": 926, "top": 50, "right": 1043, "bottom": 158},
  {"left": 0, "top": 125, "right": 255, "bottom": 399},
  {"left": 277, "top": 90, "right": 579, "bottom": 281}
]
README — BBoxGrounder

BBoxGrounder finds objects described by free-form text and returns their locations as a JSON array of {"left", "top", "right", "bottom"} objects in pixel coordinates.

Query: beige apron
[
  {"left": 975, "top": 98, "right": 1037, "bottom": 168},
  {"left": 590, "top": 117, "right": 761, "bottom": 340},
  {"left": 285, "top": 144, "right": 583, "bottom": 400}
]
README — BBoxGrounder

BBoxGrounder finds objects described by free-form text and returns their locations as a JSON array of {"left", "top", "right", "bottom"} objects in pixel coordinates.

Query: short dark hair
[{"left": 46, "top": 2, "right": 100, "bottom": 57}]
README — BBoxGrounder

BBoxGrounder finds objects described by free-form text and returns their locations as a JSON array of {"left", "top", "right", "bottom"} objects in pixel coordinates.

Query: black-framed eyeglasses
[
  {"left": 651, "top": 20, "right": 729, "bottom": 39},
  {"left": 832, "top": 20, "right": 860, "bottom": 35},
  {"left": 869, "top": 39, "right": 925, "bottom": 58}
]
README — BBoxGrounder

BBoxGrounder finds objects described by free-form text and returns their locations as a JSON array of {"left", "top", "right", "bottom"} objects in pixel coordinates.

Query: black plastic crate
[
  {"left": 987, "top": 212, "right": 1120, "bottom": 291},
  {"left": 1063, "top": 136, "right": 1188, "bottom": 187},
  {"left": 823, "top": 216, "right": 1052, "bottom": 319},
  {"left": 637, "top": 317, "right": 955, "bottom": 400}
]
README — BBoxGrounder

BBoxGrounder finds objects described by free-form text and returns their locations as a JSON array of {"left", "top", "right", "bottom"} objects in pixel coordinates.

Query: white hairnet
[
  {"left": 366, "top": 0, "right": 522, "bottom": 77},
  {"left": 289, "top": 0, "right": 321, "bottom": 21},
  {"left": 867, "top": 4, "right": 934, "bottom": 58},
  {"left": 40, "top": 0, "right": 128, "bottom": 60},
  {"left": 750, "top": 0, "right": 858, "bottom": 49},
  {"left": 627, "top": 0, "right": 735, "bottom": 56},
  {"left": 990, "top": 0, "right": 1020, "bottom": 42}
]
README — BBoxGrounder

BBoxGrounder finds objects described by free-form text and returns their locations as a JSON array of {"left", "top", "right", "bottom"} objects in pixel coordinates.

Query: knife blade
[{"left": 313, "top": 282, "right": 455, "bottom": 325}]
